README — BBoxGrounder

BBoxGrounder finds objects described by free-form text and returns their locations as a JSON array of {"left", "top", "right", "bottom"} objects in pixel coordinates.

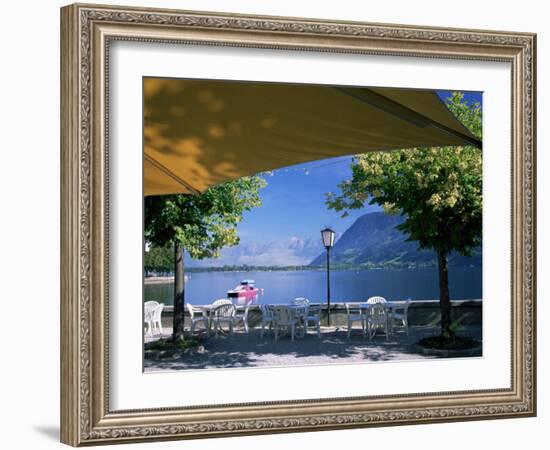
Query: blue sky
[
  {"left": 237, "top": 156, "right": 378, "bottom": 244},
  {"left": 437, "top": 90, "right": 482, "bottom": 106},
  {"left": 229, "top": 90, "right": 483, "bottom": 247}
]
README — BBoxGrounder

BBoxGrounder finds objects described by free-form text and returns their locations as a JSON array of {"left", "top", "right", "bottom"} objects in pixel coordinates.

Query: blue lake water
[{"left": 144, "top": 267, "right": 482, "bottom": 306}]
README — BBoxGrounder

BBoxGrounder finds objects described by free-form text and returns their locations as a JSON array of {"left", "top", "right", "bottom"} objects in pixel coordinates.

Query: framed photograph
[{"left": 60, "top": 3, "right": 536, "bottom": 446}]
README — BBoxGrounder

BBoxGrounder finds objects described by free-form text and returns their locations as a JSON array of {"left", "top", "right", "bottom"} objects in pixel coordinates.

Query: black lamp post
[{"left": 320, "top": 227, "right": 336, "bottom": 326}]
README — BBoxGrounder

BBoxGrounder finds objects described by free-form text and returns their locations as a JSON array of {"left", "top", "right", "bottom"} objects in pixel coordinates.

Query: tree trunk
[
  {"left": 437, "top": 250, "right": 452, "bottom": 336},
  {"left": 172, "top": 243, "right": 185, "bottom": 341}
]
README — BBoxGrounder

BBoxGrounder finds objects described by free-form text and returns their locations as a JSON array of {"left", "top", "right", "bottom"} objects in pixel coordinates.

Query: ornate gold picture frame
[{"left": 60, "top": 3, "right": 536, "bottom": 446}]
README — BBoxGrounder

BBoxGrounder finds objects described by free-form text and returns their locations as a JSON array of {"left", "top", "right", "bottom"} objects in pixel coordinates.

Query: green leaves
[
  {"left": 143, "top": 243, "right": 174, "bottom": 274},
  {"left": 327, "top": 92, "right": 482, "bottom": 257},
  {"left": 145, "top": 175, "right": 266, "bottom": 258}
]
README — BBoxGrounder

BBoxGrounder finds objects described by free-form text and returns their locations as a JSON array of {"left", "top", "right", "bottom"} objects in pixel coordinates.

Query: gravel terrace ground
[{"left": 144, "top": 324, "right": 482, "bottom": 372}]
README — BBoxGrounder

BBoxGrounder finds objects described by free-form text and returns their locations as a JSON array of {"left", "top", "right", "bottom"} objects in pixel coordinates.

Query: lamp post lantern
[{"left": 321, "top": 227, "right": 336, "bottom": 326}]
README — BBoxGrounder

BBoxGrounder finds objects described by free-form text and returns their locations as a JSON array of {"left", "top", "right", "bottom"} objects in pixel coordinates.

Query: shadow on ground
[{"left": 144, "top": 325, "right": 482, "bottom": 372}]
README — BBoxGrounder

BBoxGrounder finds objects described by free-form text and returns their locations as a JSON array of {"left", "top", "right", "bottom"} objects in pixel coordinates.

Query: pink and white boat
[{"left": 227, "top": 280, "right": 263, "bottom": 304}]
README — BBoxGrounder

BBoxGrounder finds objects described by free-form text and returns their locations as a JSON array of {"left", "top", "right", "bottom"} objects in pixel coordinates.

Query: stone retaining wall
[{"left": 155, "top": 300, "right": 481, "bottom": 330}]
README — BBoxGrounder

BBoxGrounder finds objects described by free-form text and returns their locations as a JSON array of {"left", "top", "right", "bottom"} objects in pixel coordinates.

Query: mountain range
[
  {"left": 186, "top": 211, "right": 481, "bottom": 269},
  {"left": 186, "top": 236, "right": 324, "bottom": 268},
  {"left": 309, "top": 212, "right": 481, "bottom": 268}
]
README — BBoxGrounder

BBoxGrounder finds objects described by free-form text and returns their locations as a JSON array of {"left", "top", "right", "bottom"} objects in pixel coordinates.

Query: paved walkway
[{"left": 144, "top": 325, "right": 482, "bottom": 372}]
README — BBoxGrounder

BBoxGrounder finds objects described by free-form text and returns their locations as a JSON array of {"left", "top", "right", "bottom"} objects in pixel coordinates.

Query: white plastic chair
[
  {"left": 186, "top": 303, "right": 209, "bottom": 335},
  {"left": 303, "top": 304, "right": 322, "bottom": 338},
  {"left": 211, "top": 303, "right": 237, "bottom": 337},
  {"left": 273, "top": 306, "right": 299, "bottom": 342},
  {"left": 151, "top": 303, "right": 165, "bottom": 336},
  {"left": 145, "top": 300, "right": 159, "bottom": 310},
  {"left": 292, "top": 298, "right": 309, "bottom": 332},
  {"left": 260, "top": 304, "right": 275, "bottom": 338},
  {"left": 203, "top": 299, "right": 232, "bottom": 328},
  {"left": 390, "top": 298, "right": 411, "bottom": 335},
  {"left": 366, "top": 296, "right": 387, "bottom": 304},
  {"left": 234, "top": 305, "right": 250, "bottom": 333},
  {"left": 367, "top": 303, "right": 389, "bottom": 340},
  {"left": 345, "top": 303, "right": 366, "bottom": 338},
  {"left": 144, "top": 301, "right": 159, "bottom": 336}
]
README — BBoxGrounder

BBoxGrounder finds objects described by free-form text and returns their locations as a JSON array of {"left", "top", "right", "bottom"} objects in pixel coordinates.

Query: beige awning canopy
[{"left": 144, "top": 78, "right": 481, "bottom": 196}]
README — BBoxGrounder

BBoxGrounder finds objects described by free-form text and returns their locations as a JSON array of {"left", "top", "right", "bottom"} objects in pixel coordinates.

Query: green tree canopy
[
  {"left": 327, "top": 92, "right": 482, "bottom": 336},
  {"left": 144, "top": 244, "right": 173, "bottom": 275},
  {"left": 145, "top": 175, "right": 266, "bottom": 256},
  {"left": 144, "top": 175, "right": 266, "bottom": 340}
]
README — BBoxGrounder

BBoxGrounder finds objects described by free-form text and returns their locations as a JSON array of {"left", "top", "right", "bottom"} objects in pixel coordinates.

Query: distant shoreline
[
  {"left": 144, "top": 262, "right": 481, "bottom": 277},
  {"left": 144, "top": 264, "right": 481, "bottom": 284},
  {"left": 145, "top": 276, "right": 175, "bottom": 284}
]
